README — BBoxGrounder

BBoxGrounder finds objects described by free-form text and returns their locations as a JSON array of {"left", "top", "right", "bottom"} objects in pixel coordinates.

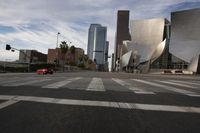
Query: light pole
[
  {"left": 56, "top": 32, "right": 60, "bottom": 48},
  {"left": 4, "top": 59, "right": 11, "bottom": 72},
  {"left": 56, "top": 32, "right": 60, "bottom": 71}
]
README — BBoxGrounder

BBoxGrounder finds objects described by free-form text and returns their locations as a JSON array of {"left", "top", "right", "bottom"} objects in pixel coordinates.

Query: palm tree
[
  {"left": 60, "top": 41, "right": 68, "bottom": 71},
  {"left": 69, "top": 45, "right": 76, "bottom": 54},
  {"left": 69, "top": 45, "right": 76, "bottom": 64}
]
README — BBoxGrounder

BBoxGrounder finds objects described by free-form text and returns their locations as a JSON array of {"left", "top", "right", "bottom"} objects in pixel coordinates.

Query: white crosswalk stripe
[
  {"left": 131, "top": 79, "right": 200, "bottom": 97},
  {"left": 42, "top": 77, "right": 82, "bottom": 89},
  {"left": 0, "top": 76, "right": 199, "bottom": 97},
  {"left": 0, "top": 77, "right": 34, "bottom": 85},
  {"left": 112, "top": 78, "right": 155, "bottom": 94},
  {"left": 3, "top": 79, "right": 52, "bottom": 87},
  {"left": 1, "top": 94, "right": 200, "bottom": 113},
  {"left": 169, "top": 80, "right": 200, "bottom": 86},
  {"left": 86, "top": 78, "right": 105, "bottom": 91},
  {"left": 0, "top": 100, "right": 19, "bottom": 109},
  {"left": 159, "top": 80, "right": 198, "bottom": 89}
]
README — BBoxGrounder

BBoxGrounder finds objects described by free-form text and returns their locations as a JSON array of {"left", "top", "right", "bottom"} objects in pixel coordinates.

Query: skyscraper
[
  {"left": 114, "top": 10, "right": 131, "bottom": 69},
  {"left": 87, "top": 24, "right": 101, "bottom": 60},
  {"left": 93, "top": 26, "right": 107, "bottom": 65},
  {"left": 87, "top": 24, "right": 108, "bottom": 71}
]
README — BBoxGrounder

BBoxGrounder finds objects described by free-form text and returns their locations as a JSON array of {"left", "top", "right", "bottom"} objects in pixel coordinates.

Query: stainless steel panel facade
[
  {"left": 170, "top": 8, "right": 200, "bottom": 63},
  {"left": 130, "top": 18, "right": 165, "bottom": 62}
]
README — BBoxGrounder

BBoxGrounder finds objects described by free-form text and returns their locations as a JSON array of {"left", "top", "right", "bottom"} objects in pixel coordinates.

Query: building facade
[
  {"left": 19, "top": 50, "right": 47, "bottom": 64},
  {"left": 151, "top": 19, "right": 171, "bottom": 69},
  {"left": 87, "top": 24, "right": 101, "bottom": 60},
  {"left": 121, "top": 18, "right": 169, "bottom": 73},
  {"left": 104, "top": 41, "right": 109, "bottom": 71},
  {"left": 87, "top": 24, "right": 108, "bottom": 71},
  {"left": 47, "top": 47, "right": 84, "bottom": 65},
  {"left": 114, "top": 10, "right": 131, "bottom": 70},
  {"left": 169, "top": 8, "right": 200, "bottom": 72},
  {"left": 93, "top": 26, "right": 107, "bottom": 70}
]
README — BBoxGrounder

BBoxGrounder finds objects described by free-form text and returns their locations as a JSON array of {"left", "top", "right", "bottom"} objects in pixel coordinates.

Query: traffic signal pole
[{"left": 5, "top": 44, "right": 32, "bottom": 72}]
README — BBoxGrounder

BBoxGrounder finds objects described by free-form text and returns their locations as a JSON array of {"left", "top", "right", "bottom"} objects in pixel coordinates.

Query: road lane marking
[
  {"left": 3, "top": 79, "right": 52, "bottom": 86},
  {"left": 169, "top": 80, "right": 200, "bottom": 86},
  {"left": 186, "top": 94, "right": 200, "bottom": 97},
  {"left": 112, "top": 78, "right": 155, "bottom": 94},
  {"left": 133, "top": 79, "right": 200, "bottom": 97},
  {"left": 0, "top": 78, "right": 28, "bottom": 84},
  {"left": 42, "top": 77, "right": 82, "bottom": 89},
  {"left": 86, "top": 78, "right": 105, "bottom": 91},
  {"left": 155, "top": 80, "right": 198, "bottom": 95},
  {"left": 0, "top": 95, "right": 200, "bottom": 113},
  {"left": 132, "top": 79, "right": 198, "bottom": 96},
  {"left": 159, "top": 80, "right": 198, "bottom": 89},
  {"left": 0, "top": 100, "right": 19, "bottom": 109}
]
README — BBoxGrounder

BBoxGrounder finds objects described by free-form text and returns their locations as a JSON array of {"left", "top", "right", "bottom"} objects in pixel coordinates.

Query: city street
[{"left": 0, "top": 71, "right": 200, "bottom": 133}]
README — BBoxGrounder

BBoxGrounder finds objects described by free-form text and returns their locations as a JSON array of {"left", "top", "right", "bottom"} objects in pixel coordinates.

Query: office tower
[
  {"left": 114, "top": 10, "right": 131, "bottom": 69},
  {"left": 87, "top": 24, "right": 108, "bottom": 71},
  {"left": 93, "top": 26, "right": 107, "bottom": 66},
  {"left": 87, "top": 24, "right": 101, "bottom": 60}
]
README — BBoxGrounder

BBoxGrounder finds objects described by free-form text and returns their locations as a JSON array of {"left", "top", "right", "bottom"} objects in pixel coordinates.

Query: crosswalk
[
  {"left": 42, "top": 77, "right": 82, "bottom": 89},
  {"left": 132, "top": 79, "right": 197, "bottom": 96},
  {"left": 87, "top": 78, "right": 105, "bottom": 91},
  {"left": 112, "top": 78, "right": 155, "bottom": 94},
  {"left": 0, "top": 76, "right": 199, "bottom": 97}
]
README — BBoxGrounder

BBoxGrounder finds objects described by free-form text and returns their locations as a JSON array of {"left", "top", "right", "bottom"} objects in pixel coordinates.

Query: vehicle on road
[{"left": 36, "top": 68, "right": 54, "bottom": 75}]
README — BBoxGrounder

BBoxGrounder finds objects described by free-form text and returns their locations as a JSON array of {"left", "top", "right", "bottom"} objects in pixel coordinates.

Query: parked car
[{"left": 36, "top": 68, "right": 53, "bottom": 74}]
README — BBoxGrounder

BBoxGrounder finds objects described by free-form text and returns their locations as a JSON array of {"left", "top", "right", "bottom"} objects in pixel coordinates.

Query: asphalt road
[{"left": 0, "top": 71, "right": 200, "bottom": 133}]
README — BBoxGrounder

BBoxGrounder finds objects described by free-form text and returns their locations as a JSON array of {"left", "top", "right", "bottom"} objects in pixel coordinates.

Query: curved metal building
[
  {"left": 121, "top": 18, "right": 169, "bottom": 73},
  {"left": 170, "top": 8, "right": 200, "bottom": 72}
]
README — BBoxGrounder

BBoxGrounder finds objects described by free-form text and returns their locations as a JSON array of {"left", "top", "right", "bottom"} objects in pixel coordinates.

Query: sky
[{"left": 0, "top": 0, "right": 200, "bottom": 61}]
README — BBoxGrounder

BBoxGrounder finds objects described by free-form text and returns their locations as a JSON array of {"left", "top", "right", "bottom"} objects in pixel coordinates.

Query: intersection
[{"left": 0, "top": 72, "right": 200, "bottom": 133}]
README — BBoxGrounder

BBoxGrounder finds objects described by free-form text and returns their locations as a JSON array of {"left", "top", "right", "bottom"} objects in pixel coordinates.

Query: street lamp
[
  {"left": 4, "top": 59, "right": 11, "bottom": 72},
  {"left": 56, "top": 32, "right": 60, "bottom": 48},
  {"left": 56, "top": 32, "right": 60, "bottom": 71}
]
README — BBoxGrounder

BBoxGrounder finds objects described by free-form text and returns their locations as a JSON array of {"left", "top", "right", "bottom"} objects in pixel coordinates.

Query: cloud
[{"left": 0, "top": 0, "right": 200, "bottom": 62}]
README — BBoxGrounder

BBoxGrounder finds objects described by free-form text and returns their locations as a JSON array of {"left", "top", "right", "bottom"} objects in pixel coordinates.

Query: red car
[{"left": 36, "top": 68, "right": 53, "bottom": 75}]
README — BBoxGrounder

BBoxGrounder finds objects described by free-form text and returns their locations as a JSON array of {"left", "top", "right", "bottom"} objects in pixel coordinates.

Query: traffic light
[{"left": 6, "top": 44, "right": 11, "bottom": 50}]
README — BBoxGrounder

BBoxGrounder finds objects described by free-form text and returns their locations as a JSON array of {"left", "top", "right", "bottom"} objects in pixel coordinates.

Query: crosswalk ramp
[{"left": 0, "top": 77, "right": 199, "bottom": 97}]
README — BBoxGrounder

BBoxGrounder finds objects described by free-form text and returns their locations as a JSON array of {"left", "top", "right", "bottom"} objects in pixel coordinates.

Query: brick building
[{"left": 47, "top": 47, "right": 84, "bottom": 65}]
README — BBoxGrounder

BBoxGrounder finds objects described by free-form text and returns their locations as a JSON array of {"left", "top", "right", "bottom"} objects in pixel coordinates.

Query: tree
[
  {"left": 78, "top": 55, "right": 89, "bottom": 69},
  {"left": 69, "top": 45, "right": 76, "bottom": 64},
  {"left": 88, "top": 59, "right": 93, "bottom": 64},
  {"left": 69, "top": 45, "right": 76, "bottom": 54},
  {"left": 60, "top": 41, "right": 68, "bottom": 71}
]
